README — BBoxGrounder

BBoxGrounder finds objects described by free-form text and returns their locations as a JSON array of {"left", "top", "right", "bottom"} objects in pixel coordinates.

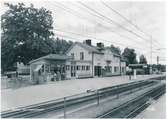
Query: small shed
[{"left": 29, "top": 54, "right": 71, "bottom": 84}]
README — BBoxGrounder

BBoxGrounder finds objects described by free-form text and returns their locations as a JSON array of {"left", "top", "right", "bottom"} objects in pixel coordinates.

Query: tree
[
  {"left": 139, "top": 54, "right": 147, "bottom": 64},
  {"left": 1, "top": 3, "right": 64, "bottom": 72},
  {"left": 52, "top": 37, "right": 73, "bottom": 54},
  {"left": 122, "top": 48, "right": 138, "bottom": 66},
  {"left": 110, "top": 44, "right": 121, "bottom": 55},
  {"left": 1, "top": 3, "right": 55, "bottom": 72}
]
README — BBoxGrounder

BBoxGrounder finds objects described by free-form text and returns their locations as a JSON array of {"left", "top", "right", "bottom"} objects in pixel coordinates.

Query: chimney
[
  {"left": 96, "top": 42, "right": 104, "bottom": 49},
  {"left": 84, "top": 39, "right": 92, "bottom": 46}
]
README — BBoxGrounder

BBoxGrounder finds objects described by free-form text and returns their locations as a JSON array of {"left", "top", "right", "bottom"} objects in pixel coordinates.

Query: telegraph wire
[
  {"left": 77, "top": 2, "right": 153, "bottom": 43},
  {"left": 51, "top": 2, "right": 162, "bottom": 61},
  {"left": 100, "top": 1, "right": 161, "bottom": 46},
  {"left": 52, "top": 2, "right": 151, "bottom": 49},
  {"left": 54, "top": 29, "right": 150, "bottom": 52},
  {"left": 52, "top": 2, "right": 164, "bottom": 64},
  {"left": 54, "top": 30, "right": 156, "bottom": 64}
]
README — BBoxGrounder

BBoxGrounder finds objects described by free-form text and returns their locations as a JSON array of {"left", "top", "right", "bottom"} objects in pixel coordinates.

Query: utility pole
[
  {"left": 157, "top": 56, "right": 160, "bottom": 73},
  {"left": 64, "top": 97, "right": 66, "bottom": 118},
  {"left": 150, "top": 36, "right": 153, "bottom": 74},
  {"left": 157, "top": 56, "right": 159, "bottom": 65},
  {"left": 150, "top": 36, "right": 153, "bottom": 65}
]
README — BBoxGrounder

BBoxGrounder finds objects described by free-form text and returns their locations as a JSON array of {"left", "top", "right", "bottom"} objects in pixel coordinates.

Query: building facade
[
  {"left": 65, "top": 40, "right": 126, "bottom": 79},
  {"left": 29, "top": 54, "right": 71, "bottom": 83},
  {"left": 29, "top": 40, "right": 126, "bottom": 82}
]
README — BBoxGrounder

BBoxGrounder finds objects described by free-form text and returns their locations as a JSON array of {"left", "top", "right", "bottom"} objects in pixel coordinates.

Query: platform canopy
[{"left": 29, "top": 54, "right": 71, "bottom": 64}]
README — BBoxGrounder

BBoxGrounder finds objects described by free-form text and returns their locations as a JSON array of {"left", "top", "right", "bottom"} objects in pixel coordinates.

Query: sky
[{"left": 1, "top": 0, "right": 166, "bottom": 64}]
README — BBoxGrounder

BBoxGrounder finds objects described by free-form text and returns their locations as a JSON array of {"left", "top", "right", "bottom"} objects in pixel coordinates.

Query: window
[
  {"left": 80, "top": 52, "right": 84, "bottom": 60},
  {"left": 82, "top": 65, "right": 85, "bottom": 70},
  {"left": 77, "top": 65, "right": 80, "bottom": 70},
  {"left": 86, "top": 66, "right": 90, "bottom": 70},
  {"left": 110, "top": 66, "right": 112, "bottom": 73},
  {"left": 66, "top": 65, "right": 70, "bottom": 70},
  {"left": 71, "top": 66, "right": 76, "bottom": 70},
  {"left": 45, "top": 64, "right": 50, "bottom": 73},
  {"left": 122, "top": 67, "right": 125, "bottom": 73},
  {"left": 105, "top": 66, "right": 112, "bottom": 72},
  {"left": 114, "top": 66, "right": 118, "bottom": 72},
  {"left": 71, "top": 66, "right": 73, "bottom": 70},
  {"left": 71, "top": 53, "right": 74, "bottom": 59},
  {"left": 74, "top": 66, "right": 76, "bottom": 70}
]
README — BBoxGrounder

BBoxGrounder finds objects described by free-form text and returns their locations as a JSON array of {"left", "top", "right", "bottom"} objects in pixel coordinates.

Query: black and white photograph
[{"left": 0, "top": 0, "right": 166, "bottom": 118}]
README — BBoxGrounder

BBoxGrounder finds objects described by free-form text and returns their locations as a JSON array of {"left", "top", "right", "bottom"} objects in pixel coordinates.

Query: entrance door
[
  {"left": 94, "top": 66, "right": 101, "bottom": 76},
  {"left": 71, "top": 65, "right": 76, "bottom": 77}
]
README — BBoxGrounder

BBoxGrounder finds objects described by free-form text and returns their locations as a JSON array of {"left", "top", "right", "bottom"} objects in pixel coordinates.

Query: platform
[{"left": 1, "top": 74, "right": 164, "bottom": 111}]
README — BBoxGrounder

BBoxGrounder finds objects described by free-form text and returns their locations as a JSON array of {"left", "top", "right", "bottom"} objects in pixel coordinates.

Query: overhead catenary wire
[
  {"left": 76, "top": 2, "right": 161, "bottom": 64},
  {"left": 51, "top": 2, "right": 162, "bottom": 63},
  {"left": 77, "top": 1, "right": 158, "bottom": 46},
  {"left": 54, "top": 31, "right": 131, "bottom": 48},
  {"left": 52, "top": 2, "right": 151, "bottom": 50},
  {"left": 100, "top": 1, "right": 161, "bottom": 47},
  {"left": 52, "top": 2, "right": 141, "bottom": 44},
  {"left": 54, "top": 28, "right": 150, "bottom": 51},
  {"left": 54, "top": 31, "right": 150, "bottom": 54}
]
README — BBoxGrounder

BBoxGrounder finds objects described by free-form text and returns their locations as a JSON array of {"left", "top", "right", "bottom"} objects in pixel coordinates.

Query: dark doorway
[
  {"left": 71, "top": 65, "right": 76, "bottom": 77},
  {"left": 94, "top": 66, "right": 102, "bottom": 76}
]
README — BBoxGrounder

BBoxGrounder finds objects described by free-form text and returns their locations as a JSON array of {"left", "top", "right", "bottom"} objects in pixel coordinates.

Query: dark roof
[
  {"left": 76, "top": 42, "right": 103, "bottom": 54},
  {"left": 65, "top": 42, "right": 104, "bottom": 54},
  {"left": 29, "top": 54, "right": 71, "bottom": 64},
  {"left": 66, "top": 42, "right": 121, "bottom": 56}
]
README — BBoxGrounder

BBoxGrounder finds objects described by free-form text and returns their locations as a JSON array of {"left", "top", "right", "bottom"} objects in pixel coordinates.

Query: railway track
[
  {"left": 97, "top": 83, "right": 166, "bottom": 118},
  {"left": 1, "top": 77, "right": 164, "bottom": 118}
]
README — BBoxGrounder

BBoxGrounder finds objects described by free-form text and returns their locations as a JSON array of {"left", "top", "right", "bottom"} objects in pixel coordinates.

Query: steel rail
[
  {"left": 0, "top": 79, "right": 160, "bottom": 118},
  {"left": 97, "top": 83, "right": 165, "bottom": 118},
  {"left": 22, "top": 81, "right": 156, "bottom": 118},
  {"left": 124, "top": 89, "right": 165, "bottom": 118}
]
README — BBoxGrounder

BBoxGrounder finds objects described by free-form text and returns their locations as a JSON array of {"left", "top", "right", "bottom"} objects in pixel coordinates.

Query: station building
[
  {"left": 29, "top": 40, "right": 126, "bottom": 82},
  {"left": 65, "top": 40, "right": 126, "bottom": 79}
]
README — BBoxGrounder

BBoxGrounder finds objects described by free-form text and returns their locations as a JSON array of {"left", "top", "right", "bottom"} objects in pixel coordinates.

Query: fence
[{"left": 1, "top": 75, "right": 31, "bottom": 89}]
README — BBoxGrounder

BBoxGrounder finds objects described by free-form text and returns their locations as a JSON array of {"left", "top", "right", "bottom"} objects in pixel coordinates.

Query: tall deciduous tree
[
  {"left": 1, "top": 3, "right": 54, "bottom": 72},
  {"left": 1, "top": 3, "right": 73, "bottom": 72},
  {"left": 122, "top": 48, "right": 138, "bottom": 66},
  {"left": 139, "top": 54, "right": 147, "bottom": 64}
]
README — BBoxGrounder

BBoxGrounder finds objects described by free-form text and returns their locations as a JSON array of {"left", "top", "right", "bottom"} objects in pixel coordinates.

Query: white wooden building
[
  {"left": 29, "top": 40, "right": 126, "bottom": 82},
  {"left": 65, "top": 40, "right": 126, "bottom": 79}
]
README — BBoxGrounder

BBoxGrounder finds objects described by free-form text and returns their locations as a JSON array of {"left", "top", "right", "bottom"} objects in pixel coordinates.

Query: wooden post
[
  {"left": 64, "top": 97, "right": 66, "bottom": 118},
  {"left": 44, "top": 64, "right": 46, "bottom": 82},
  {"left": 97, "top": 90, "right": 100, "bottom": 105},
  {"left": 134, "top": 69, "right": 136, "bottom": 79}
]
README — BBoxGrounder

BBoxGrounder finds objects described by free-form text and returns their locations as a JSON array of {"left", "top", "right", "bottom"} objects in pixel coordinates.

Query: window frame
[{"left": 80, "top": 52, "right": 84, "bottom": 60}]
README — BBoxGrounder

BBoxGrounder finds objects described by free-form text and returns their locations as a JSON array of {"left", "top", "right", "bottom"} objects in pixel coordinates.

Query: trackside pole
[
  {"left": 64, "top": 97, "right": 66, "bottom": 118},
  {"left": 134, "top": 69, "right": 136, "bottom": 79},
  {"left": 97, "top": 90, "right": 100, "bottom": 105}
]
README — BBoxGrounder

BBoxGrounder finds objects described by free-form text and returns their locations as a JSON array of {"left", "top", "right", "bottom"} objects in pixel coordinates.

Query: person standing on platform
[{"left": 53, "top": 71, "right": 57, "bottom": 81}]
